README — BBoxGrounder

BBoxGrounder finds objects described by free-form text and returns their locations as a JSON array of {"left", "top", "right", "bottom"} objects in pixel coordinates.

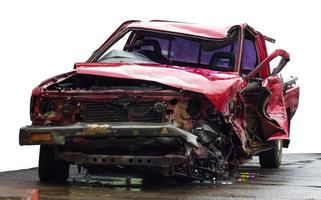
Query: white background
[{"left": 0, "top": 0, "right": 319, "bottom": 172}]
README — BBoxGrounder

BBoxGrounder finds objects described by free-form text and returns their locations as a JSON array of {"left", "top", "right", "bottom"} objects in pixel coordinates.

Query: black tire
[
  {"left": 38, "top": 145, "right": 70, "bottom": 183},
  {"left": 259, "top": 140, "right": 283, "bottom": 168}
]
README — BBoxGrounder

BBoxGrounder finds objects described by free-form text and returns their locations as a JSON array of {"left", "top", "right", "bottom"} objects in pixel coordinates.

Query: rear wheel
[
  {"left": 259, "top": 140, "right": 283, "bottom": 168},
  {"left": 38, "top": 145, "right": 70, "bottom": 183}
]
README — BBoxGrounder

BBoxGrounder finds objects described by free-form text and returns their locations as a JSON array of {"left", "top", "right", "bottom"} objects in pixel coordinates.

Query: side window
[{"left": 241, "top": 38, "right": 258, "bottom": 74}]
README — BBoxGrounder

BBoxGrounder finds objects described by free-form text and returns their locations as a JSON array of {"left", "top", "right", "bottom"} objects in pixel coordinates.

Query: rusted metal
[{"left": 58, "top": 152, "right": 189, "bottom": 168}]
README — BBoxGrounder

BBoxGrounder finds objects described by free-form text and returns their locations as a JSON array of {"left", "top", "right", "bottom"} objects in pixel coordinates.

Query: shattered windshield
[{"left": 98, "top": 29, "right": 240, "bottom": 71}]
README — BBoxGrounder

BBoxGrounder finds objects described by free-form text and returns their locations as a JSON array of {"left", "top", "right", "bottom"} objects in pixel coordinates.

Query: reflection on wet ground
[
  {"left": 0, "top": 168, "right": 260, "bottom": 199},
  {"left": 70, "top": 170, "right": 257, "bottom": 188},
  {"left": 234, "top": 172, "right": 257, "bottom": 183},
  {"left": 72, "top": 175, "right": 143, "bottom": 188},
  {"left": 1, "top": 154, "right": 321, "bottom": 200}
]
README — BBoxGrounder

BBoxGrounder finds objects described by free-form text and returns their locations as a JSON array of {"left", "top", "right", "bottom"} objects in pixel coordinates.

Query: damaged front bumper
[
  {"left": 19, "top": 122, "right": 198, "bottom": 147},
  {"left": 20, "top": 122, "right": 201, "bottom": 177},
  {"left": 20, "top": 122, "right": 228, "bottom": 179}
]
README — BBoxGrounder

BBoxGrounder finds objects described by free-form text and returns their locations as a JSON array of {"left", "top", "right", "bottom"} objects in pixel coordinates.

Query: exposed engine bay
[{"left": 25, "top": 73, "right": 246, "bottom": 181}]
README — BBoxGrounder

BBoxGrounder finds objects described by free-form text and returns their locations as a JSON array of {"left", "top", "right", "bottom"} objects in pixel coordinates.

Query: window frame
[
  {"left": 92, "top": 27, "right": 242, "bottom": 72},
  {"left": 240, "top": 30, "right": 260, "bottom": 76}
]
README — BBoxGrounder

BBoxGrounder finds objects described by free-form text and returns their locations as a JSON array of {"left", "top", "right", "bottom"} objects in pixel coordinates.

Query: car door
[{"left": 239, "top": 29, "right": 292, "bottom": 142}]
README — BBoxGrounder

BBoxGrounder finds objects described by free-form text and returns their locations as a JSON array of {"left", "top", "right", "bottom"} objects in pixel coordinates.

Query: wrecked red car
[{"left": 19, "top": 20, "right": 299, "bottom": 183}]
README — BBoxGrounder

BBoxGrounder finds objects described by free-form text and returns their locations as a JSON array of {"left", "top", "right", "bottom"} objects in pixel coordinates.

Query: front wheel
[
  {"left": 38, "top": 145, "right": 70, "bottom": 183},
  {"left": 259, "top": 140, "right": 283, "bottom": 168}
]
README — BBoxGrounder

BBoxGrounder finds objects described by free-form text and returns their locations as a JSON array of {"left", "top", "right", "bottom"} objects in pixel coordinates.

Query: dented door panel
[
  {"left": 263, "top": 76, "right": 289, "bottom": 140},
  {"left": 240, "top": 76, "right": 290, "bottom": 142}
]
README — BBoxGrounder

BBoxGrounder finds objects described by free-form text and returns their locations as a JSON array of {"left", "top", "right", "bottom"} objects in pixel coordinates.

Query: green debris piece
[{"left": 130, "top": 178, "right": 143, "bottom": 185}]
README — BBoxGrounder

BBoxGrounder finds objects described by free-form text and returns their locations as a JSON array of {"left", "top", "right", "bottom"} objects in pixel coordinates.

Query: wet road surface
[{"left": 0, "top": 154, "right": 321, "bottom": 199}]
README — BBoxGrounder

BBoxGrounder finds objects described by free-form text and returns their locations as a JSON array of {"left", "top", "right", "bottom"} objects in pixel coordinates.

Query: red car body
[{"left": 20, "top": 20, "right": 299, "bottom": 183}]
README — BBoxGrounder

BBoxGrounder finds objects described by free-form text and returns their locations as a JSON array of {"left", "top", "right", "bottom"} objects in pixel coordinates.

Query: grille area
[{"left": 82, "top": 101, "right": 163, "bottom": 123}]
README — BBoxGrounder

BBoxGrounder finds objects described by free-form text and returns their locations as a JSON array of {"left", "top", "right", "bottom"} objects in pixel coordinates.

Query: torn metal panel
[{"left": 263, "top": 76, "right": 289, "bottom": 140}]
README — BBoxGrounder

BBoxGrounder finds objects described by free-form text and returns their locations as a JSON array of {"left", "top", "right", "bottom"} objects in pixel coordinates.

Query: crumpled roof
[{"left": 127, "top": 20, "right": 238, "bottom": 39}]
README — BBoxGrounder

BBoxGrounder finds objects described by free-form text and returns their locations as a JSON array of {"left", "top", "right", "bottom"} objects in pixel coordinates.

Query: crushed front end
[{"left": 20, "top": 73, "right": 233, "bottom": 182}]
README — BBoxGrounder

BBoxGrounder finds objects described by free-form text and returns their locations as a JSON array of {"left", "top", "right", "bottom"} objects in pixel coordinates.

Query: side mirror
[{"left": 245, "top": 49, "right": 290, "bottom": 80}]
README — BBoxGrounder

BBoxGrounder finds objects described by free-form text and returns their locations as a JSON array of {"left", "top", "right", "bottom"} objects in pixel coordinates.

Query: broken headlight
[{"left": 39, "top": 98, "right": 55, "bottom": 115}]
